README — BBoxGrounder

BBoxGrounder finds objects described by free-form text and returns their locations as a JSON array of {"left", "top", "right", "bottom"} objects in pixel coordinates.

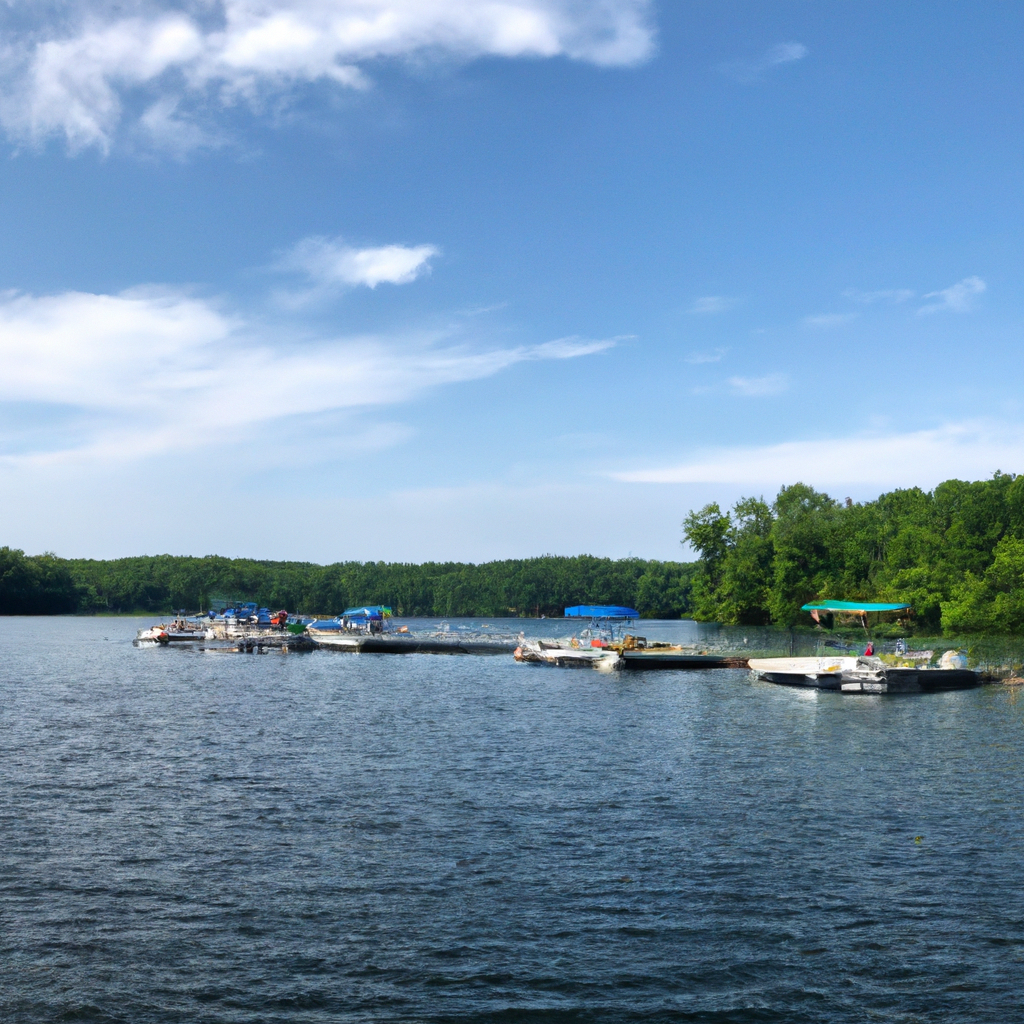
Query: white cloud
[
  {"left": 528, "top": 335, "right": 621, "bottom": 359},
  {"left": 688, "top": 295, "right": 734, "bottom": 314},
  {"left": 719, "top": 41, "right": 807, "bottom": 83},
  {"left": 0, "top": 287, "right": 618, "bottom": 465},
  {"left": 843, "top": 287, "right": 914, "bottom": 305},
  {"left": 685, "top": 347, "right": 726, "bottom": 364},
  {"left": 727, "top": 373, "right": 788, "bottom": 397},
  {"left": 281, "top": 236, "right": 439, "bottom": 289},
  {"left": 611, "top": 421, "right": 1024, "bottom": 489},
  {"left": 918, "top": 276, "right": 986, "bottom": 315},
  {"left": 0, "top": 0, "right": 655, "bottom": 152},
  {"left": 803, "top": 312, "right": 856, "bottom": 328}
]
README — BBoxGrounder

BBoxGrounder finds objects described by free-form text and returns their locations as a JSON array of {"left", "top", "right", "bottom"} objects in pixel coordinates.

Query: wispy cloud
[
  {"left": 918, "top": 276, "right": 986, "bottom": 315},
  {"left": 611, "top": 420, "right": 1024, "bottom": 489},
  {"left": 279, "top": 236, "right": 439, "bottom": 292},
  {"left": 685, "top": 348, "right": 727, "bottom": 365},
  {"left": 719, "top": 42, "right": 807, "bottom": 83},
  {"left": 728, "top": 373, "right": 788, "bottom": 397},
  {"left": 457, "top": 302, "right": 509, "bottom": 318},
  {"left": 0, "top": 287, "right": 618, "bottom": 466},
  {"left": 688, "top": 295, "right": 735, "bottom": 314},
  {"left": 803, "top": 312, "right": 856, "bottom": 329},
  {"left": 528, "top": 335, "right": 622, "bottom": 360},
  {"left": 843, "top": 287, "right": 915, "bottom": 305},
  {"left": 0, "top": 0, "right": 656, "bottom": 153}
]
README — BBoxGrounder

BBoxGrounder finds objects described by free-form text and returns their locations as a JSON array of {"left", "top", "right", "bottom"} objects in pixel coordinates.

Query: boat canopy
[
  {"left": 343, "top": 605, "right": 392, "bottom": 619},
  {"left": 564, "top": 605, "right": 639, "bottom": 619},
  {"left": 801, "top": 601, "right": 910, "bottom": 613}
]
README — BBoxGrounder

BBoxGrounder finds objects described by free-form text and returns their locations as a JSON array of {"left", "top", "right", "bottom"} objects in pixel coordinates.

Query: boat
[
  {"left": 512, "top": 606, "right": 635, "bottom": 670},
  {"left": 514, "top": 639, "right": 623, "bottom": 670},
  {"left": 307, "top": 605, "right": 395, "bottom": 636},
  {"left": 748, "top": 656, "right": 860, "bottom": 688},
  {"left": 135, "top": 616, "right": 211, "bottom": 645},
  {"left": 748, "top": 654, "right": 979, "bottom": 693},
  {"left": 515, "top": 605, "right": 750, "bottom": 671}
]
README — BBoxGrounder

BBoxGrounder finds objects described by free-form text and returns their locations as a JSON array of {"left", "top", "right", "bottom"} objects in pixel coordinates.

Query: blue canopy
[
  {"left": 343, "top": 605, "right": 392, "bottom": 619},
  {"left": 564, "top": 605, "right": 639, "bottom": 619}
]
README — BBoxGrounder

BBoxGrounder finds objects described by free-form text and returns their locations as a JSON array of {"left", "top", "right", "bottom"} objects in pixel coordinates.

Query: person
[{"left": 865, "top": 641, "right": 874, "bottom": 656}]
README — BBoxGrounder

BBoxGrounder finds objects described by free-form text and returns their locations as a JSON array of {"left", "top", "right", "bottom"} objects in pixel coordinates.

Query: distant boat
[
  {"left": 307, "top": 605, "right": 395, "bottom": 636},
  {"left": 135, "top": 615, "right": 210, "bottom": 645}
]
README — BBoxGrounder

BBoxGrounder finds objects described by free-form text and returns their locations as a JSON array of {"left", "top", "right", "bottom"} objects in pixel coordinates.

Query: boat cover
[
  {"left": 801, "top": 601, "right": 910, "bottom": 612},
  {"left": 307, "top": 618, "right": 343, "bottom": 630},
  {"left": 564, "top": 605, "right": 639, "bottom": 619},
  {"left": 342, "top": 605, "right": 392, "bottom": 619}
]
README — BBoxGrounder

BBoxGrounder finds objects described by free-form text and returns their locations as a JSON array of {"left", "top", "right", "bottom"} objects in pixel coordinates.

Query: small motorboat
[
  {"left": 749, "top": 654, "right": 979, "bottom": 693},
  {"left": 748, "top": 656, "right": 860, "bottom": 689},
  {"left": 135, "top": 618, "right": 210, "bottom": 645},
  {"left": 514, "top": 639, "right": 623, "bottom": 671}
]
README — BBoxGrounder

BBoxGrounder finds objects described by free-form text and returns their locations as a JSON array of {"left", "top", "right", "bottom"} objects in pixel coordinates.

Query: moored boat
[
  {"left": 749, "top": 655, "right": 980, "bottom": 693},
  {"left": 748, "top": 656, "right": 860, "bottom": 688},
  {"left": 135, "top": 617, "right": 211, "bottom": 645},
  {"left": 514, "top": 639, "right": 623, "bottom": 670}
]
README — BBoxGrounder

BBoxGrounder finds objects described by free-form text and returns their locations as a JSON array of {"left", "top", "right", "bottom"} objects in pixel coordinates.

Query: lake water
[{"left": 2, "top": 616, "right": 1023, "bottom": 1022}]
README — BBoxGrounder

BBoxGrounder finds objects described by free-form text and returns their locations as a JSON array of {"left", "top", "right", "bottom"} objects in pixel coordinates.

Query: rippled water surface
[{"left": 3, "top": 616, "right": 1024, "bottom": 1023}]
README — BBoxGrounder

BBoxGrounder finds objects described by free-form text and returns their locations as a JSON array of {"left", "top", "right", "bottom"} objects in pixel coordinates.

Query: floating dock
[
  {"left": 314, "top": 635, "right": 516, "bottom": 655},
  {"left": 620, "top": 650, "right": 749, "bottom": 670}
]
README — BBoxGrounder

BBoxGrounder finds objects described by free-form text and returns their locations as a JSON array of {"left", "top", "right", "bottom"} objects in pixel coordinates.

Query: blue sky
[{"left": 0, "top": 1, "right": 1022, "bottom": 562}]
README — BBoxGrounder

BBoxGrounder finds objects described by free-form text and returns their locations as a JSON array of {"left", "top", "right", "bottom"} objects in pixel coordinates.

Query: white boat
[
  {"left": 749, "top": 655, "right": 979, "bottom": 693},
  {"left": 514, "top": 639, "right": 623, "bottom": 671},
  {"left": 748, "top": 656, "right": 860, "bottom": 689},
  {"left": 135, "top": 621, "right": 212, "bottom": 645}
]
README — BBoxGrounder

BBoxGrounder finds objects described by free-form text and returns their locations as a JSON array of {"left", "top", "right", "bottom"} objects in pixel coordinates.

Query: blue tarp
[
  {"left": 307, "top": 618, "right": 343, "bottom": 631},
  {"left": 342, "top": 606, "right": 392, "bottom": 619},
  {"left": 801, "top": 601, "right": 910, "bottom": 612},
  {"left": 564, "top": 605, "right": 639, "bottom": 619}
]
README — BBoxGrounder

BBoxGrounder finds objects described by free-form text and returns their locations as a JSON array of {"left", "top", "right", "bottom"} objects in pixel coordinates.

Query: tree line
[
  {"left": 0, "top": 549, "right": 696, "bottom": 619},
  {"left": 6, "top": 472, "right": 1024, "bottom": 631},
  {"left": 683, "top": 473, "right": 1024, "bottom": 634}
]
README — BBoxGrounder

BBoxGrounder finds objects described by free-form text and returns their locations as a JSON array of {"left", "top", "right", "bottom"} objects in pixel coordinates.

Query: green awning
[{"left": 801, "top": 601, "right": 910, "bottom": 613}]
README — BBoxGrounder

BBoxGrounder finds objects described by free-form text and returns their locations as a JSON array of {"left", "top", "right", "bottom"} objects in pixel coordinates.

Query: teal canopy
[{"left": 801, "top": 601, "right": 910, "bottom": 612}]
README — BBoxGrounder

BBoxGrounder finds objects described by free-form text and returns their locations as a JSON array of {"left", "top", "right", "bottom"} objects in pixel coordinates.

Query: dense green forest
[
  {"left": 5, "top": 473, "right": 1024, "bottom": 632},
  {"left": 684, "top": 473, "right": 1024, "bottom": 634},
  {"left": 0, "top": 549, "right": 696, "bottom": 619}
]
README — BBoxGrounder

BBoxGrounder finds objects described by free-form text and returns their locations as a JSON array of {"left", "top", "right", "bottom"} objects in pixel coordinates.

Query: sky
[{"left": 0, "top": 0, "right": 1022, "bottom": 563}]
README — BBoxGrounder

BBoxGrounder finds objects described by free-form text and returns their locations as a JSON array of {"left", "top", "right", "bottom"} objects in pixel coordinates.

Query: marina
[{"left": 134, "top": 602, "right": 989, "bottom": 690}]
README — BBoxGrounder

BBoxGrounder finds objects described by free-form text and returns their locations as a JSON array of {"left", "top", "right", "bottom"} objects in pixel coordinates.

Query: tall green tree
[
  {"left": 682, "top": 503, "right": 731, "bottom": 620},
  {"left": 717, "top": 497, "right": 774, "bottom": 624}
]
